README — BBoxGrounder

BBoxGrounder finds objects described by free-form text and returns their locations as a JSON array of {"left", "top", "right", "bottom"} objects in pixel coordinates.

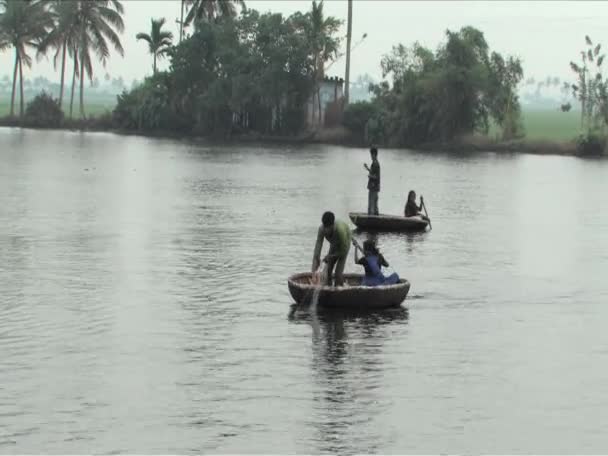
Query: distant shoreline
[{"left": 0, "top": 119, "right": 593, "bottom": 158}]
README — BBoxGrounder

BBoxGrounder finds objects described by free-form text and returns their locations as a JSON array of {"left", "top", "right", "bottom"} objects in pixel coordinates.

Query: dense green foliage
[
  {"left": 24, "top": 91, "right": 63, "bottom": 127},
  {"left": 343, "top": 101, "right": 377, "bottom": 143},
  {"left": 114, "top": 6, "right": 340, "bottom": 136},
  {"left": 354, "top": 26, "right": 525, "bottom": 146}
]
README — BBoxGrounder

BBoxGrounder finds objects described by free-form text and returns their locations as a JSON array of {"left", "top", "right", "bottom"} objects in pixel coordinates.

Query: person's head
[
  {"left": 363, "top": 239, "right": 378, "bottom": 255},
  {"left": 370, "top": 147, "right": 378, "bottom": 159},
  {"left": 321, "top": 211, "right": 335, "bottom": 235},
  {"left": 408, "top": 190, "right": 416, "bottom": 202}
]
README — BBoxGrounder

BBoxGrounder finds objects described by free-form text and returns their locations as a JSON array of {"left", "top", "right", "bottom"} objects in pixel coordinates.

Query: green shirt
[{"left": 313, "top": 220, "right": 352, "bottom": 264}]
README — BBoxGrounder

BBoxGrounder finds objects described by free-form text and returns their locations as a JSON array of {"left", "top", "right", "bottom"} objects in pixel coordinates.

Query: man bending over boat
[{"left": 312, "top": 211, "right": 352, "bottom": 287}]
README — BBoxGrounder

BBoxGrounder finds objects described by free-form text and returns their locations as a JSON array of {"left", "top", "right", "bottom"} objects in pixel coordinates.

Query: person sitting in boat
[
  {"left": 353, "top": 239, "right": 400, "bottom": 287},
  {"left": 404, "top": 190, "right": 429, "bottom": 220},
  {"left": 312, "top": 211, "right": 352, "bottom": 287}
]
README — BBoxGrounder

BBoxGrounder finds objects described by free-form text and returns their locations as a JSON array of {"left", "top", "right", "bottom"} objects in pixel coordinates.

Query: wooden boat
[
  {"left": 349, "top": 212, "right": 429, "bottom": 232},
  {"left": 287, "top": 273, "right": 410, "bottom": 309}
]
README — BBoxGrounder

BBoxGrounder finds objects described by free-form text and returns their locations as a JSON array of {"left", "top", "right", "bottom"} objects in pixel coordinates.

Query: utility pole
[
  {"left": 344, "top": 0, "right": 353, "bottom": 105},
  {"left": 179, "top": 0, "right": 185, "bottom": 43}
]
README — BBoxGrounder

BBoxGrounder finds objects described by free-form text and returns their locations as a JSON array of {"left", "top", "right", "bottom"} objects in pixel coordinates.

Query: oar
[
  {"left": 352, "top": 237, "right": 364, "bottom": 253},
  {"left": 352, "top": 237, "right": 398, "bottom": 276},
  {"left": 421, "top": 197, "right": 432, "bottom": 230}
]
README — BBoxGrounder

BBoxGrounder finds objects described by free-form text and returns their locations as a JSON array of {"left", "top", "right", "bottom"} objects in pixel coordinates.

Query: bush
[
  {"left": 343, "top": 101, "right": 377, "bottom": 141},
  {"left": 576, "top": 132, "right": 606, "bottom": 156},
  {"left": 113, "top": 75, "right": 184, "bottom": 132},
  {"left": 24, "top": 91, "right": 64, "bottom": 128}
]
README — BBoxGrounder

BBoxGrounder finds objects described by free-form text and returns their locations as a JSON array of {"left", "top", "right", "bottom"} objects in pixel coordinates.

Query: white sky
[{"left": 1, "top": 0, "right": 607, "bottom": 84}]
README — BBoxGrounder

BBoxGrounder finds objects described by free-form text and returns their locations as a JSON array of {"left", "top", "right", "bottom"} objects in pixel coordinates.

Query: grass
[
  {"left": 487, "top": 108, "right": 581, "bottom": 142},
  {"left": 520, "top": 109, "right": 582, "bottom": 141},
  {"left": 0, "top": 101, "right": 9, "bottom": 117}
]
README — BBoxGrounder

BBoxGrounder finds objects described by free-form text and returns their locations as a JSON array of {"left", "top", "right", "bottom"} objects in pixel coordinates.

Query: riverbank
[{"left": 0, "top": 117, "right": 599, "bottom": 157}]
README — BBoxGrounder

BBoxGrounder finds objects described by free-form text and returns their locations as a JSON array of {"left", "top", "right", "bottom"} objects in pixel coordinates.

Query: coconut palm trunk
[
  {"left": 19, "top": 58, "right": 24, "bottom": 117},
  {"left": 59, "top": 41, "right": 67, "bottom": 107},
  {"left": 317, "top": 87, "right": 322, "bottom": 126},
  {"left": 10, "top": 51, "right": 18, "bottom": 117},
  {"left": 153, "top": 52, "right": 157, "bottom": 74},
  {"left": 79, "top": 56, "right": 85, "bottom": 118},
  {"left": 180, "top": 0, "right": 185, "bottom": 42},
  {"left": 69, "top": 56, "right": 77, "bottom": 118}
]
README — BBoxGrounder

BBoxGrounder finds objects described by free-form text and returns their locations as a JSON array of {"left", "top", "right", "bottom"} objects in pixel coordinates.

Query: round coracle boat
[
  {"left": 287, "top": 272, "right": 410, "bottom": 309},
  {"left": 349, "top": 212, "right": 429, "bottom": 232}
]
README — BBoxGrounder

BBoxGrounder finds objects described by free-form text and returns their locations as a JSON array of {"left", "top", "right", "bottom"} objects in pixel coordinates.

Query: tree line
[
  {"left": 113, "top": 0, "right": 340, "bottom": 135},
  {"left": 3, "top": 0, "right": 607, "bottom": 152}
]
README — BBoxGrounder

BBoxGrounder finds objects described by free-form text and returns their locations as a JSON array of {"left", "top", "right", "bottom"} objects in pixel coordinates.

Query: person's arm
[
  {"left": 312, "top": 226, "right": 323, "bottom": 271},
  {"left": 368, "top": 161, "right": 379, "bottom": 180},
  {"left": 380, "top": 254, "right": 389, "bottom": 268}
]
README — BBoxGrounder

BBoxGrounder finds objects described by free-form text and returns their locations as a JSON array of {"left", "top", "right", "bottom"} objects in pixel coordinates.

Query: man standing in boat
[
  {"left": 312, "top": 211, "right": 352, "bottom": 287},
  {"left": 365, "top": 147, "right": 380, "bottom": 215}
]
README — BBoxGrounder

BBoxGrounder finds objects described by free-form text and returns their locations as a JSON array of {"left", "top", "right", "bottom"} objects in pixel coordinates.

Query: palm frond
[
  {"left": 110, "top": 0, "right": 125, "bottom": 15},
  {"left": 93, "top": 15, "right": 124, "bottom": 55},
  {"left": 136, "top": 32, "right": 152, "bottom": 44},
  {"left": 97, "top": 6, "right": 125, "bottom": 33}
]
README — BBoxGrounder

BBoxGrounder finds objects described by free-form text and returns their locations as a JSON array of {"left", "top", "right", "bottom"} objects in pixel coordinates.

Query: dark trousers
[
  {"left": 368, "top": 190, "right": 379, "bottom": 215},
  {"left": 324, "top": 249, "right": 350, "bottom": 286}
]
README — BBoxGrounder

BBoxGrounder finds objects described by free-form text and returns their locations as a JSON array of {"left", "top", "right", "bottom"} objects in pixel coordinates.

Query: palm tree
[
  {"left": 0, "top": 0, "right": 53, "bottom": 117},
  {"left": 37, "top": 0, "right": 80, "bottom": 109},
  {"left": 136, "top": 18, "right": 173, "bottom": 74},
  {"left": 68, "top": 41, "right": 79, "bottom": 118},
  {"left": 178, "top": 0, "right": 193, "bottom": 42},
  {"left": 183, "top": 0, "right": 245, "bottom": 26},
  {"left": 73, "top": 0, "right": 125, "bottom": 118}
]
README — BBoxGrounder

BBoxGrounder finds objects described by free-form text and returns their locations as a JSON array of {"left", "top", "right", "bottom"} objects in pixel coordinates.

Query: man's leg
[
  {"left": 372, "top": 191, "right": 379, "bottom": 215},
  {"left": 334, "top": 254, "right": 347, "bottom": 286},
  {"left": 325, "top": 256, "right": 338, "bottom": 286},
  {"left": 368, "top": 190, "right": 373, "bottom": 215}
]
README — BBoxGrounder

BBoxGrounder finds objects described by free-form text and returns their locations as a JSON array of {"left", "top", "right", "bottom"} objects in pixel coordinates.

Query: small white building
[{"left": 305, "top": 76, "right": 344, "bottom": 129}]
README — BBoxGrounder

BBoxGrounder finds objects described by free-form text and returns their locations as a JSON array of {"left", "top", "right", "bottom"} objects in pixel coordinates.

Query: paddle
[
  {"left": 351, "top": 237, "right": 398, "bottom": 276},
  {"left": 421, "top": 196, "right": 432, "bottom": 230}
]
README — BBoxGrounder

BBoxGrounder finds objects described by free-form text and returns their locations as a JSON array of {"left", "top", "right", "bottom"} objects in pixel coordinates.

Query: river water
[{"left": 1, "top": 127, "right": 608, "bottom": 453}]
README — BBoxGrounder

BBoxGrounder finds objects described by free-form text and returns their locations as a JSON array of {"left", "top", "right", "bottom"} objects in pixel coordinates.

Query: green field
[
  {"left": 483, "top": 109, "right": 581, "bottom": 142},
  {"left": 520, "top": 109, "right": 581, "bottom": 141},
  {"left": 0, "top": 99, "right": 115, "bottom": 118},
  {"left": 0, "top": 101, "right": 9, "bottom": 117}
]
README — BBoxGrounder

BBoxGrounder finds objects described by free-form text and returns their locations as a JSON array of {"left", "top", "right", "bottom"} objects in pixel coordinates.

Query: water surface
[{"left": 1, "top": 127, "right": 608, "bottom": 453}]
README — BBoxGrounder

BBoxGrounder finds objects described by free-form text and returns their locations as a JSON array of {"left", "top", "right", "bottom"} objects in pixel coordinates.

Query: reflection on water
[
  {"left": 3, "top": 128, "right": 608, "bottom": 453},
  {"left": 288, "top": 306, "right": 408, "bottom": 454}
]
